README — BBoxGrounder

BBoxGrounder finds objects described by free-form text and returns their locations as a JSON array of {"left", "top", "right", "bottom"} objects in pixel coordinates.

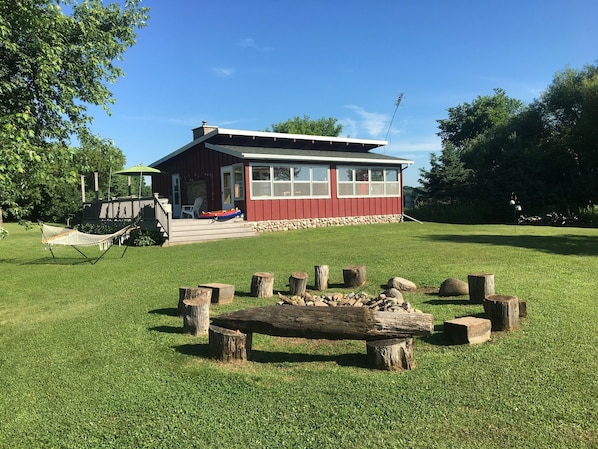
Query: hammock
[{"left": 40, "top": 222, "right": 138, "bottom": 264}]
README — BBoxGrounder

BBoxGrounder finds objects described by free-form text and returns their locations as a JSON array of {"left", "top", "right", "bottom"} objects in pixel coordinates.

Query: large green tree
[
  {"left": 535, "top": 64, "right": 598, "bottom": 211},
  {"left": 437, "top": 88, "right": 524, "bottom": 153},
  {"left": 0, "top": 0, "right": 148, "bottom": 219},
  {"left": 266, "top": 115, "right": 343, "bottom": 136}
]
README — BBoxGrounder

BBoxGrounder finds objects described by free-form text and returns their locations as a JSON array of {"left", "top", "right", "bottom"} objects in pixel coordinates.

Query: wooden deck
[
  {"left": 83, "top": 196, "right": 258, "bottom": 245},
  {"left": 164, "top": 217, "right": 258, "bottom": 246}
]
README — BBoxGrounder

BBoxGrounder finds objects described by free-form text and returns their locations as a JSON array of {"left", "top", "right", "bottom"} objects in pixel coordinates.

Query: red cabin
[{"left": 150, "top": 123, "right": 413, "bottom": 222}]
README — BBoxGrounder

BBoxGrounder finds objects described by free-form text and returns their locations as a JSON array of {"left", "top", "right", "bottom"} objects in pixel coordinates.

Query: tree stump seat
[
  {"left": 484, "top": 294, "right": 520, "bottom": 331},
  {"left": 288, "top": 272, "right": 308, "bottom": 296},
  {"left": 199, "top": 283, "right": 235, "bottom": 304},
  {"left": 444, "top": 316, "right": 492, "bottom": 345},
  {"left": 342, "top": 265, "right": 366, "bottom": 288},
  {"left": 366, "top": 338, "right": 414, "bottom": 371},
  {"left": 468, "top": 273, "right": 495, "bottom": 304},
  {"left": 250, "top": 272, "right": 274, "bottom": 298}
]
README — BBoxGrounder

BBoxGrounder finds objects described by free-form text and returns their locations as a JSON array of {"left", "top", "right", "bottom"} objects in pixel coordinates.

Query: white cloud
[
  {"left": 237, "top": 38, "right": 272, "bottom": 52},
  {"left": 387, "top": 137, "right": 441, "bottom": 153},
  {"left": 344, "top": 105, "right": 389, "bottom": 137},
  {"left": 210, "top": 67, "right": 235, "bottom": 77},
  {"left": 339, "top": 118, "right": 358, "bottom": 138}
]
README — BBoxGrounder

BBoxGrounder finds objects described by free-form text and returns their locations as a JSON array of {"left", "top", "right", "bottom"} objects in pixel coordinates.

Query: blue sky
[{"left": 89, "top": 0, "right": 598, "bottom": 187}]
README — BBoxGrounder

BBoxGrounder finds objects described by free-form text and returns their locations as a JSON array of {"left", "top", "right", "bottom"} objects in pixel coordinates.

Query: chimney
[{"left": 192, "top": 121, "right": 218, "bottom": 140}]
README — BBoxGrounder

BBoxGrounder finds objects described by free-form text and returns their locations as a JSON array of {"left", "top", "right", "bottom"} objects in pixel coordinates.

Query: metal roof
[
  {"left": 206, "top": 144, "right": 413, "bottom": 165},
  {"left": 151, "top": 126, "right": 413, "bottom": 167}
]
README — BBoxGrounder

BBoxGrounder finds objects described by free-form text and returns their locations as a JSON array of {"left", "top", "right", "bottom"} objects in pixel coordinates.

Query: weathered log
[
  {"left": 250, "top": 272, "right": 274, "bottom": 298},
  {"left": 343, "top": 265, "right": 366, "bottom": 288},
  {"left": 314, "top": 265, "right": 329, "bottom": 291},
  {"left": 211, "top": 305, "right": 434, "bottom": 340},
  {"left": 468, "top": 273, "right": 495, "bottom": 304},
  {"left": 288, "top": 272, "right": 308, "bottom": 296},
  {"left": 483, "top": 294, "right": 519, "bottom": 331},
  {"left": 208, "top": 325, "right": 252, "bottom": 362},
  {"left": 366, "top": 338, "right": 414, "bottom": 371},
  {"left": 182, "top": 289, "right": 212, "bottom": 336},
  {"left": 178, "top": 287, "right": 211, "bottom": 317},
  {"left": 199, "top": 282, "right": 235, "bottom": 304},
  {"left": 518, "top": 300, "right": 527, "bottom": 318}
]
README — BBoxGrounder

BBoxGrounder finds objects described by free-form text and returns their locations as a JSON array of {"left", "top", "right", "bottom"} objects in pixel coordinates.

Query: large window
[
  {"left": 250, "top": 164, "right": 330, "bottom": 199},
  {"left": 337, "top": 166, "right": 401, "bottom": 197}
]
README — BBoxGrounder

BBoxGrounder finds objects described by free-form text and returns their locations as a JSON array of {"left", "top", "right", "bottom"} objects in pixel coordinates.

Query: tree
[
  {"left": 419, "top": 142, "right": 472, "bottom": 204},
  {"left": 535, "top": 63, "right": 598, "bottom": 211},
  {"left": 267, "top": 115, "right": 343, "bottom": 136},
  {"left": 31, "top": 131, "right": 128, "bottom": 223},
  {"left": 0, "top": 0, "right": 149, "bottom": 219},
  {"left": 437, "top": 88, "right": 524, "bottom": 153}
]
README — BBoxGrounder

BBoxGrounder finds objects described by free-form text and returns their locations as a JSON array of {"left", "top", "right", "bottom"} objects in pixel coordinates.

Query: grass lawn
[{"left": 0, "top": 221, "right": 596, "bottom": 448}]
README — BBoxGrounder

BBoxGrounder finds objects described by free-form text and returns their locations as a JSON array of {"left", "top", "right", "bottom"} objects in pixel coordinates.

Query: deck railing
[{"left": 82, "top": 194, "right": 171, "bottom": 238}]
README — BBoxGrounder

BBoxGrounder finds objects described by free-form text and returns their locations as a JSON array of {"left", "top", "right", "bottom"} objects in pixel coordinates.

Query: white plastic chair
[{"left": 181, "top": 197, "right": 203, "bottom": 218}]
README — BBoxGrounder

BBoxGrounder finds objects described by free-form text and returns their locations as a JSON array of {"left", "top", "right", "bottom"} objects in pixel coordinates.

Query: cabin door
[
  {"left": 220, "top": 166, "right": 234, "bottom": 210},
  {"left": 171, "top": 174, "right": 182, "bottom": 217}
]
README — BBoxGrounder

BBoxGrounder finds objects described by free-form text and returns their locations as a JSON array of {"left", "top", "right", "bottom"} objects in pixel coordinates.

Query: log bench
[{"left": 209, "top": 305, "right": 434, "bottom": 371}]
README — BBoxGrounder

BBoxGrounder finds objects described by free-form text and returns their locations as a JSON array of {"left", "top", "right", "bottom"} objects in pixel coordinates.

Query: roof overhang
[
  {"left": 206, "top": 144, "right": 414, "bottom": 166},
  {"left": 151, "top": 126, "right": 397, "bottom": 167}
]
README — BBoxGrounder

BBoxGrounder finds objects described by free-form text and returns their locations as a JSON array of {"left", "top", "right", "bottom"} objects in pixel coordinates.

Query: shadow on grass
[
  {"left": 148, "top": 307, "right": 178, "bottom": 316},
  {"left": 425, "top": 233, "right": 598, "bottom": 256},
  {"left": 172, "top": 343, "right": 369, "bottom": 368},
  {"left": 150, "top": 325, "right": 184, "bottom": 334},
  {"left": 423, "top": 324, "right": 450, "bottom": 346},
  {"left": 17, "top": 257, "right": 90, "bottom": 266},
  {"left": 250, "top": 350, "right": 369, "bottom": 368},
  {"left": 424, "top": 298, "right": 471, "bottom": 306},
  {"left": 175, "top": 343, "right": 209, "bottom": 358}
]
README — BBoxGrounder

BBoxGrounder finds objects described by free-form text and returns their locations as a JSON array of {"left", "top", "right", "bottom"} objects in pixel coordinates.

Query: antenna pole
[{"left": 384, "top": 93, "right": 404, "bottom": 152}]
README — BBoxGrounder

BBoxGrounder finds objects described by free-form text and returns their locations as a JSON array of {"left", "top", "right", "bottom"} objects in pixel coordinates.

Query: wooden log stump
[
  {"left": 208, "top": 325, "right": 252, "bottom": 362},
  {"left": 483, "top": 294, "right": 519, "bottom": 331},
  {"left": 178, "top": 287, "right": 211, "bottom": 317},
  {"left": 343, "top": 265, "right": 366, "bottom": 288},
  {"left": 250, "top": 272, "right": 274, "bottom": 298},
  {"left": 444, "top": 316, "right": 491, "bottom": 345},
  {"left": 518, "top": 300, "right": 527, "bottom": 318},
  {"left": 288, "top": 272, "right": 308, "bottom": 296},
  {"left": 366, "top": 338, "right": 414, "bottom": 371},
  {"left": 199, "top": 283, "right": 235, "bottom": 304},
  {"left": 314, "top": 265, "right": 329, "bottom": 291},
  {"left": 468, "top": 273, "right": 495, "bottom": 304},
  {"left": 182, "top": 289, "right": 212, "bottom": 336}
]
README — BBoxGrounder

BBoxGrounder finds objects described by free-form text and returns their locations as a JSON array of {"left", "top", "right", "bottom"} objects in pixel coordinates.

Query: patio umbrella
[{"left": 115, "top": 164, "right": 166, "bottom": 198}]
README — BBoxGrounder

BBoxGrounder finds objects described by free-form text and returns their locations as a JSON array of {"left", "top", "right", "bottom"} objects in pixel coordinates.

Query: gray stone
[
  {"left": 388, "top": 277, "right": 417, "bottom": 291},
  {"left": 385, "top": 288, "right": 404, "bottom": 301},
  {"left": 439, "top": 278, "right": 469, "bottom": 297}
]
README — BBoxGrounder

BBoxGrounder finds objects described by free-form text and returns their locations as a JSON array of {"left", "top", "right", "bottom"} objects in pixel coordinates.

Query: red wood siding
[
  {"left": 153, "top": 145, "right": 405, "bottom": 221},
  {"left": 153, "top": 143, "right": 242, "bottom": 211}
]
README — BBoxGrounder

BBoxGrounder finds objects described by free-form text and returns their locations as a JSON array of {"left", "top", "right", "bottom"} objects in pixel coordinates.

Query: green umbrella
[{"left": 115, "top": 164, "right": 166, "bottom": 197}]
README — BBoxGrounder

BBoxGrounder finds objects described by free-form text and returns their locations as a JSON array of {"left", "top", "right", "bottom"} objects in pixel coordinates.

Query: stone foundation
[{"left": 249, "top": 214, "right": 404, "bottom": 233}]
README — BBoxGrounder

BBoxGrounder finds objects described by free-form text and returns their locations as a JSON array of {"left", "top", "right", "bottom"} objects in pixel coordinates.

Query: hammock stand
[{"left": 40, "top": 222, "right": 138, "bottom": 264}]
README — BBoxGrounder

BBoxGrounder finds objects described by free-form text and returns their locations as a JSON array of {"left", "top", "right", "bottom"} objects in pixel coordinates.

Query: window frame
[
  {"left": 337, "top": 166, "right": 402, "bottom": 198},
  {"left": 249, "top": 163, "right": 331, "bottom": 199}
]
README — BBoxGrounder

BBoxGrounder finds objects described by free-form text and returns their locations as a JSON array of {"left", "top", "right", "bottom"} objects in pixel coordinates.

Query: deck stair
[{"left": 164, "top": 217, "right": 258, "bottom": 245}]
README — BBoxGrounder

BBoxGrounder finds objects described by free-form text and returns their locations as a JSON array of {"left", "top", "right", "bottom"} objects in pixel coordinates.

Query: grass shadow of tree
[
  {"left": 425, "top": 233, "right": 598, "bottom": 256},
  {"left": 148, "top": 307, "right": 178, "bottom": 317}
]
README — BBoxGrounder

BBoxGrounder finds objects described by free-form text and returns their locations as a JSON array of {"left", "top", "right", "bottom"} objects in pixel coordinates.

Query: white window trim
[
  {"left": 232, "top": 163, "right": 245, "bottom": 201},
  {"left": 249, "top": 163, "right": 331, "bottom": 200},
  {"left": 337, "top": 166, "right": 402, "bottom": 198}
]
